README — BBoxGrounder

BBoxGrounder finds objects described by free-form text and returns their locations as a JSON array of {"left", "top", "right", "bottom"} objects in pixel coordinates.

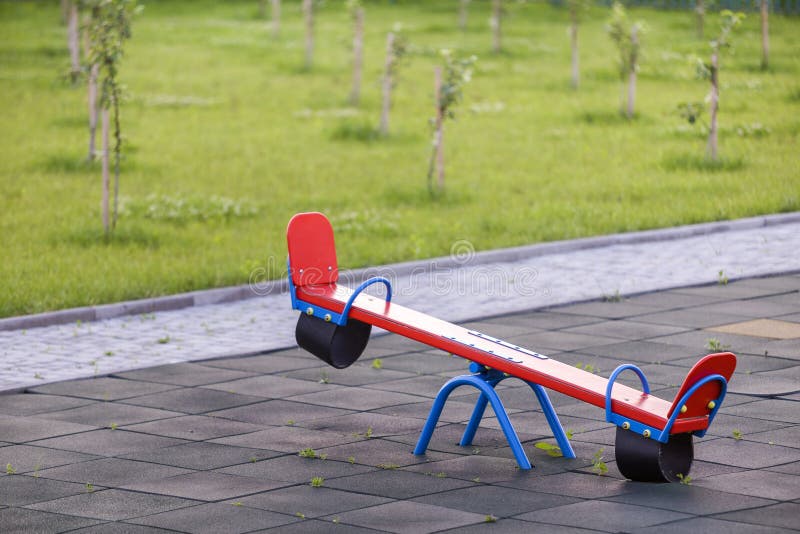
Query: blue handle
[
  {"left": 605, "top": 364, "right": 650, "bottom": 423},
  {"left": 340, "top": 277, "right": 392, "bottom": 325}
]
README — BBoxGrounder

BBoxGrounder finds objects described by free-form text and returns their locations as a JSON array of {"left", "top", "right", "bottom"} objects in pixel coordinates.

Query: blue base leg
[{"left": 414, "top": 367, "right": 574, "bottom": 471}]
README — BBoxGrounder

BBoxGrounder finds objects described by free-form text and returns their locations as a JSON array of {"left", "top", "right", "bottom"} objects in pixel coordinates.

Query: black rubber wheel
[
  {"left": 295, "top": 313, "right": 371, "bottom": 369},
  {"left": 615, "top": 427, "right": 694, "bottom": 483}
]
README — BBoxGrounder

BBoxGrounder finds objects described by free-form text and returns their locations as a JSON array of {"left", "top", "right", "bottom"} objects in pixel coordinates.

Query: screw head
[
  {"left": 305, "top": 307, "right": 314, "bottom": 316},
  {"left": 707, "top": 401, "right": 716, "bottom": 410},
  {"left": 324, "top": 314, "right": 332, "bottom": 322},
  {"left": 327, "top": 266, "right": 332, "bottom": 271},
  {"left": 680, "top": 405, "right": 688, "bottom": 414},
  {"left": 622, "top": 422, "right": 630, "bottom": 430},
  {"left": 642, "top": 429, "right": 651, "bottom": 438}
]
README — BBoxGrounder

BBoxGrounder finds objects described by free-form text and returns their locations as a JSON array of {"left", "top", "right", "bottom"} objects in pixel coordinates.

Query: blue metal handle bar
[
  {"left": 657, "top": 373, "right": 727, "bottom": 441},
  {"left": 605, "top": 364, "right": 651, "bottom": 423},
  {"left": 340, "top": 277, "right": 392, "bottom": 326}
]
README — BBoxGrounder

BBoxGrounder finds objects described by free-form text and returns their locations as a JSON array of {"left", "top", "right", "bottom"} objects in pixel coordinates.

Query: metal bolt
[
  {"left": 622, "top": 422, "right": 630, "bottom": 430},
  {"left": 680, "top": 405, "right": 688, "bottom": 414},
  {"left": 305, "top": 307, "right": 314, "bottom": 316},
  {"left": 707, "top": 401, "right": 716, "bottom": 410},
  {"left": 299, "top": 269, "right": 304, "bottom": 274},
  {"left": 324, "top": 314, "right": 332, "bottom": 322},
  {"left": 642, "top": 429, "right": 651, "bottom": 438},
  {"left": 327, "top": 266, "right": 332, "bottom": 271}
]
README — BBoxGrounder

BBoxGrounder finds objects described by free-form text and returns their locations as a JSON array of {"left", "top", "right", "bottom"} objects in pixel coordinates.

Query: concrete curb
[{"left": 2, "top": 211, "right": 799, "bottom": 332}]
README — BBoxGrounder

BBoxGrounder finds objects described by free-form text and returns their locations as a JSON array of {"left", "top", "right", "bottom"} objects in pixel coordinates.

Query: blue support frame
[
  {"left": 604, "top": 363, "right": 729, "bottom": 444},
  {"left": 414, "top": 364, "right": 575, "bottom": 470}
]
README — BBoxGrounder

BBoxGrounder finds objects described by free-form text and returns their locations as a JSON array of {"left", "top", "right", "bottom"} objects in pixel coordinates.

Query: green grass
[{"left": 1, "top": 0, "right": 798, "bottom": 317}]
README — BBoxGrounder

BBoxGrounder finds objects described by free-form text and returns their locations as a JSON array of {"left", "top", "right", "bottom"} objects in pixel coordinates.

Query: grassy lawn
[{"left": 1, "top": 0, "right": 798, "bottom": 317}]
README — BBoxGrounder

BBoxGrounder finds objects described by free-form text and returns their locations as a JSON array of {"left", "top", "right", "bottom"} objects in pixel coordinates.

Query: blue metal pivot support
[{"left": 414, "top": 363, "right": 575, "bottom": 470}]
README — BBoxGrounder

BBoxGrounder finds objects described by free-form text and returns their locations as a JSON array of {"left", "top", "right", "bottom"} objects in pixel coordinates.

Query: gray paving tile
[
  {"left": 26, "top": 488, "right": 199, "bottom": 521},
  {"left": 0, "top": 507, "right": 102, "bottom": 533},
  {"left": 514, "top": 500, "right": 690, "bottom": 531},
  {"left": 745, "top": 425, "right": 800, "bottom": 448},
  {"left": 120, "top": 387, "right": 264, "bottom": 414},
  {"left": 113, "top": 363, "right": 257, "bottom": 386},
  {"left": 585, "top": 340, "right": 706, "bottom": 364},
  {"left": 635, "top": 308, "right": 752, "bottom": 328},
  {"left": 729, "top": 277, "right": 800, "bottom": 292},
  {"left": 0, "top": 414, "right": 96, "bottom": 443},
  {"left": 250, "top": 518, "right": 384, "bottom": 533},
  {"left": 330, "top": 500, "right": 485, "bottom": 534},
  {"left": 202, "top": 350, "right": 332, "bottom": 374},
  {"left": 692, "top": 299, "right": 800, "bottom": 319},
  {"left": 69, "top": 523, "right": 176, "bottom": 534},
  {"left": 120, "top": 441, "right": 283, "bottom": 470},
  {"left": 460, "top": 320, "right": 542, "bottom": 339},
  {"left": 563, "top": 320, "right": 691, "bottom": 341},
  {"left": 30, "top": 429, "right": 187, "bottom": 456},
  {"left": 325, "top": 469, "right": 473, "bottom": 499},
  {"left": 211, "top": 425, "right": 362, "bottom": 452},
  {"left": 373, "top": 399, "right": 497, "bottom": 423},
  {"left": 0, "top": 393, "right": 94, "bottom": 416},
  {"left": 285, "top": 365, "right": 415, "bottom": 387},
  {"left": 286, "top": 388, "right": 423, "bottom": 411},
  {"left": 673, "top": 283, "right": 793, "bottom": 300},
  {"left": 704, "top": 413, "right": 791, "bottom": 438},
  {"left": 506, "top": 330, "right": 622, "bottom": 352},
  {"left": 604, "top": 482, "right": 778, "bottom": 515},
  {"left": 552, "top": 301, "right": 658, "bottom": 320},
  {"left": 439, "top": 518, "right": 601, "bottom": 533},
  {"left": 0, "top": 444, "right": 99, "bottom": 474},
  {"left": 0, "top": 474, "right": 93, "bottom": 506},
  {"left": 202, "top": 374, "right": 335, "bottom": 399},
  {"left": 240, "top": 485, "right": 391, "bottom": 519},
  {"left": 722, "top": 399, "right": 800, "bottom": 424},
  {"left": 127, "top": 501, "right": 297, "bottom": 533},
  {"left": 28, "top": 378, "right": 177, "bottom": 401},
  {"left": 122, "top": 471, "right": 286, "bottom": 501},
  {"left": 697, "top": 470, "right": 800, "bottom": 500},
  {"left": 767, "top": 461, "right": 800, "bottom": 475},
  {"left": 499, "top": 471, "right": 631, "bottom": 499},
  {"left": 218, "top": 454, "right": 374, "bottom": 484},
  {"left": 626, "top": 291, "right": 731, "bottom": 309},
  {"left": 35, "top": 458, "right": 190, "bottom": 487},
  {"left": 726, "top": 368, "right": 800, "bottom": 397},
  {"left": 490, "top": 311, "right": 603, "bottom": 330},
  {"left": 412, "top": 485, "right": 581, "bottom": 518},
  {"left": 208, "top": 399, "right": 354, "bottom": 426},
  {"left": 122, "top": 415, "right": 264, "bottom": 441},
  {"left": 372, "top": 351, "right": 470, "bottom": 374},
  {"left": 634, "top": 516, "right": 793, "bottom": 534},
  {"left": 31, "top": 402, "right": 182, "bottom": 427},
  {"left": 318, "top": 437, "right": 457, "bottom": 468},
  {"left": 714, "top": 502, "right": 800, "bottom": 530},
  {"left": 303, "top": 412, "right": 427, "bottom": 438}
]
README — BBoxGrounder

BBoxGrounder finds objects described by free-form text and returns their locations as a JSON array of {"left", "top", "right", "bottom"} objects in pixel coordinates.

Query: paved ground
[
  {"left": 1, "top": 215, "right": 799, "bottom": 393},
  {"left": 1, "top": 274, "right": 799, "bottom": 533}
]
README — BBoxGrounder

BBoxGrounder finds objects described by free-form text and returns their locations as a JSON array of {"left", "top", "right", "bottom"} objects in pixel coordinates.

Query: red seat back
[
  {"left": 669, "top": 352, "right": 737, "bottom": 419},
  {"left": 287, "top": 212, "right": 339, "bottom": 287}
]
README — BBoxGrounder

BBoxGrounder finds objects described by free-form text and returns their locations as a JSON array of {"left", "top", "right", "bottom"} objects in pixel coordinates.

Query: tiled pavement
[{"left": 1, "top": 274, "right": 799, "bottom": 532}]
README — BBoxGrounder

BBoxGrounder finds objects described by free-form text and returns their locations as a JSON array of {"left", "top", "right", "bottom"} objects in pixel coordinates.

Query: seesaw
[{"left": 286, "top": 212, "right": 736, "bottom": 482}]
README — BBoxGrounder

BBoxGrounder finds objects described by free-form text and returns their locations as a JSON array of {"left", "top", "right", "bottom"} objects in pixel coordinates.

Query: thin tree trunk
[
  {"left": 707, "top": 50, "right": 719, "bottom": 161},
  {"left": 271, "top": 0, "right": 280, "bottom": 38},
  {"left": 761, "top": 0, "right": 769, "bottom": 70},
  {"left": 427, "top": 66, "right": 444, "bottom": 193},
  {"left": 696, "top": 0, "right": 704, "bottom": 39},
  {"left": 68, "top": 1, "right": 81, "bottom": 83},
  {"left": 435, "top": 67, "right": 445, "bottom": 190},
  {"left": 101, "top": 108, "right": 110, "bottom": 236},
  {"left": 112, "top": 89, "right": 121, "bottom": 229},
  {"left": 303, "top": 0, "right": 313, "bottom": 70},
  {"left": 87, "top": 63, "right": 99, "bottom": 162},
  {"left": 627, "top": 25, "right": 638, "bottom": 119},
  {"left": 350, "top": 7, "right": 364, "bottom": 106},
  {"left": 379, "top": 32, "right": 395, "bottom": 136},
  {"left": 458, "top": 0, "right": 469, "bottom": 30},
  {"left": 570, "top": 9, "right": 579, "bottom": 89},
  {"left": 491, "top": 0, "right": 501, "bottom": 53}
]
